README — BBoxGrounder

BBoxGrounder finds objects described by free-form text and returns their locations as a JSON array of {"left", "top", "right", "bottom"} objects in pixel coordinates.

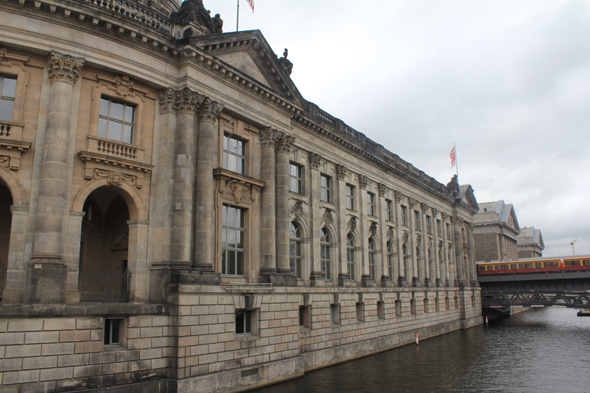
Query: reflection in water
[{"left": 252, "top": 308, "right": 590, "bottom": 393}]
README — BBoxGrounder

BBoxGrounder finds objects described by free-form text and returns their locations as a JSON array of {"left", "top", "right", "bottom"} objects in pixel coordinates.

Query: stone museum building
[
  {"left": 0, "top": 0, "right": 482, "bottom": 392},
  {"left": 473, "top": 200, "right": 520, "bottom": 262}
]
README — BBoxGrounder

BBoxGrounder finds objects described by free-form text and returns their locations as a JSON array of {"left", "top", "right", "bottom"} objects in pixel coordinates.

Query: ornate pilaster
[
  {"left": 309, "top": 152, "right": 321, "bottom": 170},
  {"left": 193, "top": 97, "right": 224, "bottom": 275},
  {"left": 378, "top": 183, "right": 387, "bottom": 197},
  {"left": 29, "top": 52, "right": 85, "bottom": 304},
  {"left": 259, "top": 127, "right": 279, "bottom": 282},
  {"left": 359, "top": 175, "right": 368, "bottom": 190},
  {"left": 336, "top": 164, "right": 347, "bottom": 180},
  {"left": 275, "top": 132, "right": 296, "bottom": 285},
  {"left": 308, "top": 152, "right": 324, "bottom": 286}
]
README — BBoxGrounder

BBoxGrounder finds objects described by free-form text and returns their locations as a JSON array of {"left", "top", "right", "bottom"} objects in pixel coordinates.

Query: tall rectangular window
[
  {"left": 401, "top": 206, "right": 408, "bottom": 226},
  {"left": 320, "top": 174, "right": 332, "bottom": 203},
  {"left": 223, "top": 135, "right": 245, "bottom": 174},
  {"left": 222, "top": 205, "right": 245, "bottom": 275},
  {"left": 367, "top": 192, "right": 376, "bottom": 216},
  {"left": 0, "top": 76, "right": 16, "bottom": 122},
  {"left": 346, "top": 184, "right": 355, "bottom": 210},
  {"left": 426, "top": 216, "right": 432, "bottom": 235},
  {"left": 414, "top": 211, "right": 421, "bottom": 231},
  {"left": 446, "top": 223, "right": 452, "bottom": 240},
  {"left": 98, "top": 97, "right": 135, "bottom": 144},
  {"left": 437, "top": 219, "right": 442, "bottom": 236},
  {"left": 289, "top": 163, "right": 303, "bottom": 194},
  {"left": 385, "top": 199, "right": 394, "bottom": 222}
]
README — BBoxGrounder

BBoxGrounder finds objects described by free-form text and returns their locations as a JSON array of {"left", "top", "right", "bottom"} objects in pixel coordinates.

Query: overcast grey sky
[{"left": 206, "top": 0, "right": 590, "bottom": 257}]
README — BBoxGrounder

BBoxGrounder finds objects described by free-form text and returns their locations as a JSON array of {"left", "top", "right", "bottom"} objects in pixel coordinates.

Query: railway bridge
[{"left": 478, "top": 270, "right": 590, "bottom": 314}]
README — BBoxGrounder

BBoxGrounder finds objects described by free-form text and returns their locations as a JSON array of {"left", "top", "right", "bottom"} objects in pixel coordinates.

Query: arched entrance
[
  {"left": 79, "top": 186, "right": 130, "bottom": 302},
  {"left": 0, "top": 180, "right": 12, "bottom": 294}
]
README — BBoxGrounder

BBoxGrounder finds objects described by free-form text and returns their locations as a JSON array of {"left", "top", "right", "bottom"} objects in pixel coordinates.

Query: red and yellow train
[{"left": 477, "top": 255, "right": 590, "bottom": 275}]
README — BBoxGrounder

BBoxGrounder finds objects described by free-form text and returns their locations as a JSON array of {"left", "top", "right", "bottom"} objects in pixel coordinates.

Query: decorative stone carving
[
  {"left": 309, "top": 152, "right": 321, "bottom": 170},
  {"left": 387, "top": 226, "right": 394, "bottom": 240},
  {"left": 321, "top": 208, "right": 334, "bottom": 227},
  {"left": 159, "top": 88, "right": 177, "bottom": 114},
  {"left": 275, "top": 133, "right": 295, "bottom": 153},
  {"left": 224, "top": 179, "right": 254, "bottom": 204},
  {"left": 347, "top": 216, "right": 357, "bottom": 233},
  {"left": 211, "top": 13, "right": 223, "bottom": 34},
  {"left": 394, "top": 190, "right": 403, "bottom": 203},
  {"left": 402, "top": 231, "right": 410, "bottom": 244},
  {"left": 47, "top": 51, "right": 84, "bottom": 85},
  {"left": 291, "top": 200, "right": 304, "bottom": 218},
  {"left": 336, "top": 164, "right": 347, "bottom": 180},
  {"left": 409, "top": 198, "right": 416, "bottom": 209},
  {"left": 176, "top": 88, "right": 202, "bottom": 114},
  {"left": 369, "top": 221, "right": 378, "bottom": 236},
  {"left": 259, "top": 127, "right": 279, "bottom": 147},
  {"left": 198, "top": 97, "right": 224, "bottom": 122},
  {"left": 421, "top": 203, "right": 429, "bottom": 213},
  {"left": 359, "top": 175, "right": 368, "bottom": 190},
  {"left": 432, "top": 208, "right": 438, "bottom": 218},
  {"left": 278, "top": 48, "right": 293, "bottom": 76},
  {"left": 378, "top": 183, "right": 387, "bottom": 197},
  {"left": 170, "top": 0, "right": 214, "bottom": 31},
  {"left": 114, "top": 75, "right": 135, "bottom": 97},
  {"left": 447, "top": 174, "right": 459, "bottom": 195},
  {"left": 441, "top": 212, "right": 448, "bottom": 222},
  {"left": 92, "top": 169, "right": 137, "bottom": 188}
]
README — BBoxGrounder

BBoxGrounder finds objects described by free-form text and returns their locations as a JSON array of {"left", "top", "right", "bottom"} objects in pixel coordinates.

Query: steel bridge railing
[
  {"left": 481, "top": 291, "right": 590, "bottom": 310},
  {"left": 78, "top": 269, "right": 131, "bottom": 303}
]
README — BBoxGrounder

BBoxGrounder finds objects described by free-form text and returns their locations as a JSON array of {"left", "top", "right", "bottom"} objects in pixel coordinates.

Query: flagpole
[
  {"left": 236, "top": 0, "right": 239, "bottom": 32},
  {"left": 454, "top": 143, "right": 459, "bottom": 183}
]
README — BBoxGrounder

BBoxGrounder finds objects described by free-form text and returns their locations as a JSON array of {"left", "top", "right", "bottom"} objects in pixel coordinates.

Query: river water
[{"left": 252, "top": 307, "right": 590, "bottom": 393}]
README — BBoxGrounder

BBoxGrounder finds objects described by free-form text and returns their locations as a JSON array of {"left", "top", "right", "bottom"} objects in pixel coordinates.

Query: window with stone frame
[
  {"left": 387, "top": 240, "right": 395, "bottom": 279},
  {"left": 235, "top": 309, "right": 254, "bottom": 334},
  {"left": 221, "top": 205, "right": 245, "bottom": 275},
  {"left": 320, "top": 174, "right": 332, "bottom": 203},
  {"left": 367, "top": 192, "right": 376, "bottom": 216},
  {"left": 426, "top": 215, "right": 432, "bottom": 235},
  {"left": 347, "top": 233, "right": 355, "bottom": 280},
  {"left": 0, "top": 76, "right": 17, "bottom": 122},
  {"left": 368, "top": 237, "right": 377, "bottom": 280},
  {"left": 414, "top": 210, "right": 421, "bottom": 231},
  {"left": 346, "top": 184, "right": 355, "bottom": 210},
  {"left": 104, "top": 318, "right": 124, "bottom": 346},
  {"left": 98, "top": 96, "right": 135, "bottom": 144},
  {"left": 223, "top": 134, "right": 246, "bottom": 174},
  {"left": 385, "top": 199, "right": 394, "bottom": 222},
  {"left": 320, "top": 228, "right": 331, "bottom": 280},
  {"left": 289, "top": 221, "right": 303, "bottom": 278},
  {"left": 446, "top": 223, "right": 452, "bottom": 240},
  {"left": 437, "top": 219, "right": 442, "bottom": 236},
  {"left": 401, "top": 205, "right": 408, "bottom": 226},
  {"left": 289, "top": 163, "right": 304, "bottom": 194}
]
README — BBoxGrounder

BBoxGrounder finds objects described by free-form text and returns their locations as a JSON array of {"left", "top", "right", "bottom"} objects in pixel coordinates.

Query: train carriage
[{"left": 477, "top": 255, "right": 590, "bottom": 276}]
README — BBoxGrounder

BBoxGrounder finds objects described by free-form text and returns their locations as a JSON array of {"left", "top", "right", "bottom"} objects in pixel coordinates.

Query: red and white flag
[
  {"left": 246, "top": 0, "right": 254, "bottom": 12},
  {"left": 450, "top": 146, "right": 456, "bottom": 168}
]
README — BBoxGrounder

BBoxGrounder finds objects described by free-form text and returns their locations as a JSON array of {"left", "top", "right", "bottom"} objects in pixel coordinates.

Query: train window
[
  {"left": 510, "top": 264, "right": 517, "bottom": 270},
  {"left": 565, "top": 260, "right": 580, "bottom": 267},
  {"left": 523, "top": 263, "right": 533, "bottom": 269},
  {"left": 583, "top": 260, "right": 590, "bottom": 266},
  {"left": 478, "top": 265, "right": 486, "bottom": 271},
  {"left": 544, "top": 262, "right": 557, "bottom": 267},
  {"left": 535, "top": 263, "right": 542, "bottom": 268}
]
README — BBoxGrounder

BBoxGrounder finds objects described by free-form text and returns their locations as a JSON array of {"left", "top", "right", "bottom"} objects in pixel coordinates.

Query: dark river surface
[{"left": 252, "top": 307, "right": 590, "bottom": 393}]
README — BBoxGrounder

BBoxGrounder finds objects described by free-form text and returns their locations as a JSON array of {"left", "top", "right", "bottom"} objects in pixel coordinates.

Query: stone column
[
  {"left": 259, "top": 127, "right": 278, "bottom": 282},
  {"left": 193, "top": 97, "right": 223, "bottom": 280},
  {"left": 421, "top": 203, "right": 431, "bottom": 287},
  {"left": 378, "top": 184, "right": 391, "bottom": 287},
  {"left": 2, "top": 205, "right": 28, "bottom": 304},
  {"left": 359, "top": 175, "right": 372, "bottom": 287},
  {"left": 274, "top": 132, "right": 296, "bottom": 285},
  {"left": 409, "top": 198, "right": 420, "bottom": 287},
  {"left": 128, "top": 219, "right": 149, "bottom": 303},
  {"left": 308, "top": 152, "right": 324, "bottom": 286},
  {"left": 467, "top": 223, "right": 478, "bottom": 286},
  {"left": 442, "top": 213, "right": 451, "bottom": 286},
  {"left": 28, "top": 51, "right": 84, "bottom": 304},
  {"left": 453, "top": 216, "right": 467, "bottom": 287},
  {"left": 171, "top": 88, "right": 200, "bottom": 266},
  {"left": 432, "top": 208, "right": 442, "bottom": 287},
  {"left": 336, "top": 164, "right": 351, "bottom": 286}
]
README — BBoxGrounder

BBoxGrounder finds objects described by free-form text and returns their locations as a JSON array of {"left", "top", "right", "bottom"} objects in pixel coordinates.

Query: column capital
[
  {"left": 394, "top": 190, "right": 404, "bottom": 203},
  {"left": 336, "top": 164, "right": 347, "bottom": 181},
  {"left": 432, "top": 208, "right": 438, "bottom": 217},
  {"left": 275, "top": 133, "right": 295, "bottom": 153},
  {"left": 198, "top": 97, "right": 224, "bottom": 122},
  {"left": 378, "top": 183, "right": 387, "bottom": 197},
  {"left": 159, "top": 88, "right": 177, "bottom": 114},
  {"left": 260, "top": 127, "right": 280, "bottom": 147},
  {"left": 47, "top": 51, "right": 84, "bottom": 85},
  {"left": 177, "top": 87, "right": 203, "bottom": 114},
  {"left": 309, "top": 152, "right": 321, "bottom": 170},
  {"left": 359, "top": 175, "right": 368, "bottom": 190},
  {"left": 421, "top": 202, "right": 429, "bottom": 213},
  {"left": 409, "top": 198, "right": 417, "bottom": 209}
]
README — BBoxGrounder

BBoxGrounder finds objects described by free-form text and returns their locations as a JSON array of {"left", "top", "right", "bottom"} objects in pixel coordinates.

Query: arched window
[
  {"left": 320, "top": 228, "right": 331, "bottom": 280},
  {"left": 387, "top": 240, "right": 395, "bottom": 279},
  {"left": 368, "top": 237, "right": 377, "bottom": 280},
  {"left": 347, "top": 233, "right": 355, "bottom": 281},
  {"left": 289, "top": 222, "right": 302, "bottom": 278}
]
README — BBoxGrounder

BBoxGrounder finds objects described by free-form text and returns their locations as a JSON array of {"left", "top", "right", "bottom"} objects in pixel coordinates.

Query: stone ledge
[{"left": 0, "top": 304, "right": 168, "bottom": 317}]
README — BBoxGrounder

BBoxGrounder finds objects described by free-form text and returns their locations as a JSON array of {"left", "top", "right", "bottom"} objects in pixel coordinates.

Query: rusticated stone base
[{"left": 25, "top": 262, "right": 67, "bottom": 304}]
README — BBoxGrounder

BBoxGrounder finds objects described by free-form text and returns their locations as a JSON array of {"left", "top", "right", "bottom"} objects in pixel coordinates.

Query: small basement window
[{"left": 104, "top": 319, "right": 122, "bottom": 345}]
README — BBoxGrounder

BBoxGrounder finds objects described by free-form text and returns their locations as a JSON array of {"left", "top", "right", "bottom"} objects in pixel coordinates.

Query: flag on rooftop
[
  {"left": 246, "top": 0, "right": 254, "bottom": 12},
  {"left": 450, "top": 146, "right": 457, "bottom": 168}
]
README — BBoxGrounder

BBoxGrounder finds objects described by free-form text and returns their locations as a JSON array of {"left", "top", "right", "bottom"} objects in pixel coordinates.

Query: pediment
[{"left": 186, "top": 30, "right": 305, "bottom": 106}]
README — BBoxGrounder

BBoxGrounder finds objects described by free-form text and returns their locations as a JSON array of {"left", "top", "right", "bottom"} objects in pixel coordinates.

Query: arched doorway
[
  {"left": 79, "top": 186, "right": 130, "bottom": 302},
  {"left": 0, "top": 180, "right": 12, "bottom": 293}
]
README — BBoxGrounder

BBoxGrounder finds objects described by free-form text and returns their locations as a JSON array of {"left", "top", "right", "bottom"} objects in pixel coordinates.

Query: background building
[
  {"left": 517, "top": 227, "right": 545, "bottom": 258},
  {"left": 0, "top": 0, "right": 482, "bottom": 391},
  {"left": 473, "top": 200, "right": 520, "bottom": 261}
]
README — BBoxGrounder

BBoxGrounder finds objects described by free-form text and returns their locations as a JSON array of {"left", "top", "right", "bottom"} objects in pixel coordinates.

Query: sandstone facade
[{"left": 0, "top": 0, "right": 482, "bottom": 392}]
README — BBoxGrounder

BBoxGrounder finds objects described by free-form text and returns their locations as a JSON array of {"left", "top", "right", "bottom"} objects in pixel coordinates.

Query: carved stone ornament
[
  {"left": 409, "top": 198, "right": 416, "bottom": 209},
  {"left": 321, "top": 208, "right": 334, "bottom": 227},
  {"left": 198, "top": 97, "right": 224, "bottom": 122},
  {"left": 170, "top": 0, "right": 215, "bottom": 31},
  {"left": 441, "top": 212, "right": 448, "bottom": 222},
  {"left": 394, "top": 190, "right": 403, "bottom": 203},
  {"left": 378, "top": 183, "right": 387, "bottom": 197},
  {"left": 387, "top": 226, "right": 394, "bottom": 240},
  {"left": 114, "top": 75, "right": 135, "bottom": 97},
  {"left": 224, "top": 179, "right": 253, "bottom": 204},
  {"left": 309, "top": 152, "right": 321, "bottom": 170},
  {"left": 421, "top": 203, "right": 429, "bottom": 213},
  {"left": 47, "top": 51, "right": 84, "bottom": 85},
  {"left": 336, "top": 164, "right": 347, "bottom": 181},
  {"left": 159, "top": 88, "right": 177, "bottom": 113},
  {"left": 275, "top": 133, "right": 295, "bottom": 153},
  {"left": 359, "top": 175, "right": 368, "bottom": 190},
  {"left": 347, "top": 216, "right": 357, "bottom": 233},
  {"left": 432, "top": 208, "right": 438, "bottom": 218},
  {"left": 259, "top": 127, "right": 279, "bottom": 147},
  {"left": 0, "top": 156, "right": 9, "bottom": 168},
  {"left": 369, "top": 221, "right": 378, "bottom": 236},
  {"left": 177, "top": 87, "right": 203, "bottom": 114},
  {"left": 93, "top": 169, "right": 136, "bottom": 187},
  {"left": 291, "top": 200, "right": 304, "bottom": 218},
  {"left": 278, "top": 48, "right": 293, "bottom": 76},
  {"left": 402, "top": 231, "right": 410, "bottom": 244}
]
